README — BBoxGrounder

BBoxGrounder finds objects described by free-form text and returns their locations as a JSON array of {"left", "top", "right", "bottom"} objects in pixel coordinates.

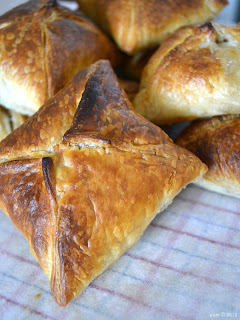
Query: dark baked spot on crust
[
  {"left": 189, "top": 138, "right": 216, "bottom": 168},
  {"left": 64, "top": 61, "right": 167, "bottom": 147},
  {"left": 200, "top": 22, "right": 214, "bottom": 33},
  {"left": 72, "top": 69, "right": 113, "bottom": 128},
  {"left": 216, "top": 37, "right": 228, "bottom": 44},
  {"left": 42, "top": 157, "right": 56, "bottom": 200}
]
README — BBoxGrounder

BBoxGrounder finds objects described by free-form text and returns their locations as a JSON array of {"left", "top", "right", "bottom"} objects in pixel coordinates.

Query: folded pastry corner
[
  {"left": 77, "top": 0, "right": 227, "bottom": 54},
  {"left": 0, "top": 0, "right": 121, "bottom": 116},
  {"left": 176, "top": 114, "right": 240, "bottom": 198},
  {"left": 134, "top": 22, "right": 240, "bottom": 125},
  {"left": 0, "top": 60, "right": 207, "bottom": 306}
]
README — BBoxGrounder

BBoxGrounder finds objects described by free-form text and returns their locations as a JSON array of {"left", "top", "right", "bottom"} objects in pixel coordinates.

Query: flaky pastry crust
[
  {"left": 176, "top": 115, "right": 240, "bottom": 198},
  {"left": 0, "top": 60, "right": 207, "bottom": 306},
  {"left": 0, "top": 0, "right": 121, "bottom": 115},
  {"left": 77, "top": 0, "right": 227, "bottom": 54},
  {"left": 134, "top": 22, "right": 240, "bottom": 125},
  {"left": 0, "top": 106, "right": 27, "bottom": 141}
]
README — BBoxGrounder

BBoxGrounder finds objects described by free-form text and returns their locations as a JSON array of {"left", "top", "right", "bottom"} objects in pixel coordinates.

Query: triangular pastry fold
[
  {"left": 176, "top": 115, "right": 240, "bottom": 198},
  {"left": 77, "top": 0, "right": 227, "bottom": 54},
  {"left": 0, "top": 0, "right": 121, "bottom": 115},
  {"left": 134, "top": 23, "right": 240, "bottom": 125},
  {"left": 0, "top": 60, "right": 207, "bottom": 305}
]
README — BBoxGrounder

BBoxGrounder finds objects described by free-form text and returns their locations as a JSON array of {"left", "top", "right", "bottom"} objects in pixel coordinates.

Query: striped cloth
[{"left": 0, "top": 185, "right": 239, "bottom": 320}]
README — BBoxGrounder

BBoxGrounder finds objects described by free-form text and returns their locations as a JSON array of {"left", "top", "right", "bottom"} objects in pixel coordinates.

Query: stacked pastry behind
[
  {"left": 0, "top": 106, "right": 27, "bottom": 141},
  {"left": 0, "top": 59, "right": 207, "bottom": 306},
  {"left": 132, "top": 21, "right": 240, "bottom": 198},
  {"left": 0, "top": 0, "right": 237, "bottom": 308}
]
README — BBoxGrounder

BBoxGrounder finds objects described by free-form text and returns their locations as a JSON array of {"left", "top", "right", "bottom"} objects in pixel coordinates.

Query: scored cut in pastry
[
  {"left": 176, "top": 115, "right": 240, "bottom": 198},
  {"left": 76, "top": 0, "right": 227, "bottom": 54},
  {"left": 0, "top": 60, "right": 207, "bottom": 306},
  {"left": 0, "top": 0, "right": 121, "bottom": 116},
  {"left": 134, "top": 22, "right": 240, "bottom": 125},
  {"left": 0, "top": 106, "right": 27, "bottom": 141}
]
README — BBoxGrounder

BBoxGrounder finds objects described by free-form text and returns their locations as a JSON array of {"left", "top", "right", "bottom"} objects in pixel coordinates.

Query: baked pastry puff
[
  {"left": 0, "top": 0, "right": 121, "bottom": 116},
  {"left": 176, "top": 115, "right": 240, "bottom": 198},
  {"left": 77, "top": 0, "right": 227, "bottom": 54},
  {"left": 0, "top": 60, "right": 207, "bottom": 306},
  {"left": 0, "top": 106, "right": 27, "bottom": 141},
  {"left": 134, "top": 23, "right": 240, "bottom": 125}
]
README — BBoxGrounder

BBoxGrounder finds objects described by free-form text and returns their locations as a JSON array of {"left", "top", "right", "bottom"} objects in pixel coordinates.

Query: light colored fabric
[{"left": 0, "top": 185, "right": 239, "bottom": 319}]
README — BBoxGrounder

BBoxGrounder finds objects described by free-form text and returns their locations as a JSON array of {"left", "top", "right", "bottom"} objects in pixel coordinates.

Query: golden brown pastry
[
  {"left": 77, "top": 0, "right": 227, "bottom": 54},
  {"left": 0, "top": 0, "right": 121, "bottom": 115},
  {"left": 0, "top": 60, "right": 207, "bottom": 306},
  {"left": 176, "top": 115, "right": 240, "bottom": 198},
  {"left": 134, "top": 22, "right": 240, "bottom": 125},
  {"left": 0, "top": 106, "right": 27, "bottom": 141}
]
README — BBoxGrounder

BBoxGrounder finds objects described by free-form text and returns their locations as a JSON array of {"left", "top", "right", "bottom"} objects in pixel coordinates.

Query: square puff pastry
[
  {"left": 76, "top": 0, "right": 227, "bottom": 54},
  {"left": 0, "top": 0, "right": 121, "bottom": 116},
  {"left": 0, "top": 60, "right": 207, "bottom": 306},
  {"left": 176, "top": 115, "right": 240, "bottom": 199},
  {"left": 134, "top": 22, "right": 240, "bottom": 125}
]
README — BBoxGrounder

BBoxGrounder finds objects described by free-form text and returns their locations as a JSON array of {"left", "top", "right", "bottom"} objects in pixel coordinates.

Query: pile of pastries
[{"left": 0, "top": 0, "right": 238, "bottom": 306}]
